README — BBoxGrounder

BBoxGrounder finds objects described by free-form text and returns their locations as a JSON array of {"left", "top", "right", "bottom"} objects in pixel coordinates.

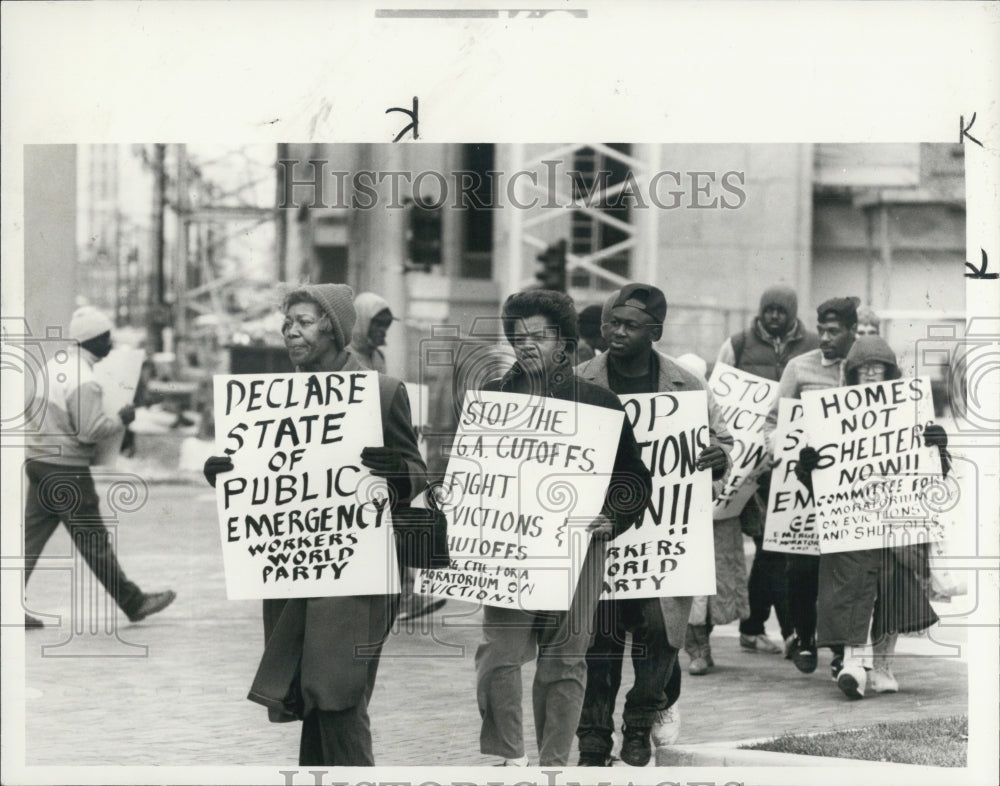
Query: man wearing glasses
[{"left": 574, "top": 284, "right": 733, "bottom": 766}]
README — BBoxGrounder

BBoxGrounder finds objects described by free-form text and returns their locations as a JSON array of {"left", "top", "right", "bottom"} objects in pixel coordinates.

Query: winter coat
[
  {"left": 720, "top": 318, "right": 820, "bottom": 383},
  {"left": 247, "top": 353, "right": 426, "bottom": 720},
  {"left": 575, "top": 351, "right": 737, "bottom": 647}
]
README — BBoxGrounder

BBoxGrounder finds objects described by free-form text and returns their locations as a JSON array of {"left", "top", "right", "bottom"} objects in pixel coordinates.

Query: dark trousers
[
  {"left": 577, "top": 598, "right": 680, "bottom": 758},
  {"left": 740, "top": 536, "right": 792, "bottom": 639},
  {"left": 298, "top": 655, "right": 381, "bottom": 766},
  {"left": 24, "top": 460, "right": 143, "bottom": 615},
  {"left": 785, "top": 553, "right": 819, "bottom": 644}
]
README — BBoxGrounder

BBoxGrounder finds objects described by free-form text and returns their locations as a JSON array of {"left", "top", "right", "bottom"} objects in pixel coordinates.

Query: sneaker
[
  {"left": 783, "top": 634, "right": 798, "bottom": 659},
  {"left": 496, "top": 756, "right": 528, "bottom": 766},
  {"left": 792, "top": 642, "right": 818, "bottom": 674},
  {"left": 836, "top": 662, "right": 867, "bottom": 699},
  {"left": 126, "top": 590, "right": 177, "bottom": 623},
  {"left": 688, "top": 656, "right": 710, "bottom": 676},
  {"left": 620, "top": 724, "right": 652, "bottom": 767},
  {"left": 868, "top": 666, "right": 899, "bottom": 694},
  {"left": 740, "top": 633, "right": 782, "bottom": 654},
  {"left": 24, "top": 614, "right": 44, "bottom": 629},
  {"left": 577, "top": 752, "right": 612, "bottom": 766},
  {"left": 651, "top": 705, "right": 681, "bottom": 747}
]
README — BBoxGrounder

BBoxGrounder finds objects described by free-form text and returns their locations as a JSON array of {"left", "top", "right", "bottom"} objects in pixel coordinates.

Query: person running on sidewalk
[
  {"left": 764, "top": 296, "right": 859, "bottom": 674},
  {"left": 474, "top": 290, "right": 652, "bottom": 768},
  {"left": 573, "top": 284, "right": 733, "bottom": 767},
  {"left": 203, "top": 284, "right": 428, "bottom": 767},
  {"left": 716, "top": 285, "right": 819, "bottom": 655},
  {"left": 23, "top": 306, "right": 176, "bottom": 629},
  {"left": 794, "top": 336, "right": 944, "bottom": 699}
]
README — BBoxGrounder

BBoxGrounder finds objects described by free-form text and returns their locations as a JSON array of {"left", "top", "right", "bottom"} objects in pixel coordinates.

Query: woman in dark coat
[
  {"left": 800, "top": 336, "right": 943, "bottom": 700},
  {"left": 204, "top": 283, "right": 427, "bottom": 765}
]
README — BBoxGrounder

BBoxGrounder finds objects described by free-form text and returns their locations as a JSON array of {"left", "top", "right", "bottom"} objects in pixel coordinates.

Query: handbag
[{"left": 392, "top": 487, "right": 450, "bottom": 570}]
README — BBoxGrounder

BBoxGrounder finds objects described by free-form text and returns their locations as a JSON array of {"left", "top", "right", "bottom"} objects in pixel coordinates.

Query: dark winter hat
[
  {"left": 844, "top": 336, "right": 901, "bottom": 383},
  {"left": 817, "top": 296, "right": 860, "bottom": 327},
  {"left": 284, "top": 284, "right": 356, "bottom": 349},
  {"left": 612, "top": 283, "right": 667, "bottom": 324},
  {"left": 759, "top": 285, "right": 798, "bottom": 322}
]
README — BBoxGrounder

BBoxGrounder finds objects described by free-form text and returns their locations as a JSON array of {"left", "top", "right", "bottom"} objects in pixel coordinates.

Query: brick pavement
[{"left": 19, "top": 482, "right": 968, "bottom": 768}]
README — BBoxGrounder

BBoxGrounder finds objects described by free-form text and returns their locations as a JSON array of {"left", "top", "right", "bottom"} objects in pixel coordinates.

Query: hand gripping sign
[
  {"left": 763, "top": 398, "right": 821, "bottom": 555},
  {"left": 212, "top": 371, "right": 399, "bottom": 599},
  {"left": 600, "top": 391, "right": 716, "bottom": 600},
  {"left": 418, "top": 390, "right": 623, "bottom": 611},
  {"left": 708, "top": 363, "right": 780, "bottom": 519},
  {"left": 802, "top": 376, "right": 955, "bottom": 554}
]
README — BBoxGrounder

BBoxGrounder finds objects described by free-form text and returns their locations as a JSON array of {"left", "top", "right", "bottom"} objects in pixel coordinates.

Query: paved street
[{"left": 19, "top": 481, "right": 968, "bottom": 768}]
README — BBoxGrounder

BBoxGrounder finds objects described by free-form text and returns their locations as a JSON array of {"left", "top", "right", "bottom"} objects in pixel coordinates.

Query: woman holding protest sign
[
  {"left": 203, "top": 283, "right": 427, "bottom": 766},
  {"left": 795, "top": 336, "right": 946, "bottom": 700}
]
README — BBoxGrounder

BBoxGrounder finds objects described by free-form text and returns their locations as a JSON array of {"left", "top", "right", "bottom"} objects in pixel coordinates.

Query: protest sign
[
  {"left": 708, "top": 363, "right": 779, "bottom": 519},
  {"left": 419, "top": 390, "right": 623, "bottom": 610},
  {"left": 802, "top": 376, "right": 952, "bottom": 553},
  {"left": 212, "top": 370, "right": 399, "bottom": 599},
  {"left": 762, "top": 398, "right": 820, "bottom": 555},
  {"left": 600, "top": 391, "right": 715, "bottom": 599},
  {"left": 92, "top": 346, "right": 145, "bottom": 466}
]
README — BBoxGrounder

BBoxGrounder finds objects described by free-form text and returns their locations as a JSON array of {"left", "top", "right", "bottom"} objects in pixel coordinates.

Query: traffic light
[
  {"left": 535, "top": 239, "right": 567, "bottom": 291},
  {"left": 407, "top": 197, "right": 443, "bottom": 270}
]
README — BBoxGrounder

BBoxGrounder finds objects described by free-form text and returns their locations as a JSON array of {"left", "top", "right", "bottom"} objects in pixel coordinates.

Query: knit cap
[
  {"left": 817, "top": 296, "right": 861, "bottom": 327},
  {"left": 286, "top": 284, "right": 356, "bottom": 349},
  {"left": 843, "top": 336, "right": 901, "bottom": 383},
  {"left": 69, "top": 306, "right": 114, "bottom": 342},
  {"left": 759, "top": 285, "right": 798, "bottom": 322}
]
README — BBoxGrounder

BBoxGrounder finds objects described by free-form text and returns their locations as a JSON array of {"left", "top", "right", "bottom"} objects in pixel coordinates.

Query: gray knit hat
[
  {"left": 759, "top": 285, "right": 798, "bottom": 322},
  {"left": 284, "top": 284, "right": 356, "bottom": 349}
]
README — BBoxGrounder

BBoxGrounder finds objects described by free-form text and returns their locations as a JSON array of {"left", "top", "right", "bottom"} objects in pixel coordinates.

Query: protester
[
  {"left": 347, "top": 291, "right": 394, "bottom": 372},
  {"left": 577, "top": 304, "right": 609, "bottom": 362},
  {"left": 856, "top": 306, "right": 881, "bottom": 337},
  {"left": 347, "top": 290, "right": 439, "bottom": 622},
  {"left": 202, "top": 284, "right": 427, "bottom": 766},
  {"left": 574, "top": 284, "right": 733, "bottom": 767},
  {"left": 795, "top": 336, "right": 944, "bottom": 699},
  {"left": 23, "top": 306, "right": 176, "bottom": 628},
  {"left": 474, "top": 289, "right": 652, "bottom": 767},
  {"left": 674, "top": 355, "right": 749, "bottom": 678},
  {"left": 716, "top": 286, "right": 819, "bottom": 655},
  {"left": 764, "top": 296, "right": 859, "bottom": 674}
]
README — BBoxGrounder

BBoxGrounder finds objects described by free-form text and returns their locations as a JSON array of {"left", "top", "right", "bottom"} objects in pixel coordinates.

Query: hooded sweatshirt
[
  {"left": 347, "top": 292, "right": 391, "bottom": 373},
  {"left": 842, "top": 336, "right": 901, "bottom": 385}
]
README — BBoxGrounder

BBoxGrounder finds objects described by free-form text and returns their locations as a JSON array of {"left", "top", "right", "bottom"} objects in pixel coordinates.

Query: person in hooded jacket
[
  {"left": 795, "top": 336, "right": 946, "bottom": 700},
  {"left": 203, "top": 284, "right": 427, "bottom": 766},
  {"left": 347, "top": 291, "right": 394, "bottom": 373}
]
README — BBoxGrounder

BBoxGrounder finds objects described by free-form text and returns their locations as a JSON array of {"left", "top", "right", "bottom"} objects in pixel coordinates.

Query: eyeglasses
[{"left": 602, "top": 318, "right": 661, "bottom": 333}]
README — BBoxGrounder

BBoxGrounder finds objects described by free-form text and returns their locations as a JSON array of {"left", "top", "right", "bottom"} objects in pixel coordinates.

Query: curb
[{"left": 655, "top": 743, "right": 936, "bottom": 768}]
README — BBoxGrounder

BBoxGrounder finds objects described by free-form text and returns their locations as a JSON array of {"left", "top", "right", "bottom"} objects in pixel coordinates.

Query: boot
[
  {"left": 869, "top": 633, "right": 899, "bottom": 693},
  {"left": 685, "top": 624, "right": 712, "bottom": 675}
]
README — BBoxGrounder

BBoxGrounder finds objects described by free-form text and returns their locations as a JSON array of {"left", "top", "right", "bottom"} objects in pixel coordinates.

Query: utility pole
[
  {"left": 275, "top": 143, "right": 289, "bottom": 282},
  {"left": 147, "top": 143, "right": 167, "bottom": 352}
]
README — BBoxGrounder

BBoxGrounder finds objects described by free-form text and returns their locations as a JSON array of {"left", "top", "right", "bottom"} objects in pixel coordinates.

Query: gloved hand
[
  {"left": 695, "top": 445, "right": 729, "bottom": 480},
  {"left": 118, "top": 403, "right": 136, "bottom": 426},
  {"left": 361, "top": 446, "right": 411, "bottom": 502},
  {"left": 794, "top": 446, "right": 820, "bottom": 494},
  {"left": 203, "top": 455, "right": 234, "bottom": 488},
  {"left": 922, "top": 423, "right": 952, "bottom": 477}
]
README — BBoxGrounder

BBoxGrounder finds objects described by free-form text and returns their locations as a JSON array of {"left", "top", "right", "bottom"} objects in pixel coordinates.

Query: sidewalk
[{"left": 19, "top": 482, "right": 968, "bottom": 767}]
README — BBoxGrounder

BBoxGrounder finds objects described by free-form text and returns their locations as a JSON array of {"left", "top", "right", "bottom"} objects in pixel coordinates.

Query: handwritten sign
[
  {"left": 708, "top": 363, "right": 779, "bottom": 519},
  {"left": 419, "top": 390, "right": 623, "bottom": 610},
  {"left": 762, "top": 398, "right": 820, "bottom": 555},
  {"left": 802, "top": 377, "right": 950, "bottom": 553},
  {"left": 92, "top": 346, "right": 144, "bottom": 466},
  {"left": 600, "top": 391, "right": 715, "bottom": 599},
  {"left": 212, "top": 371, "right": 399, "bottom": 600}
]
